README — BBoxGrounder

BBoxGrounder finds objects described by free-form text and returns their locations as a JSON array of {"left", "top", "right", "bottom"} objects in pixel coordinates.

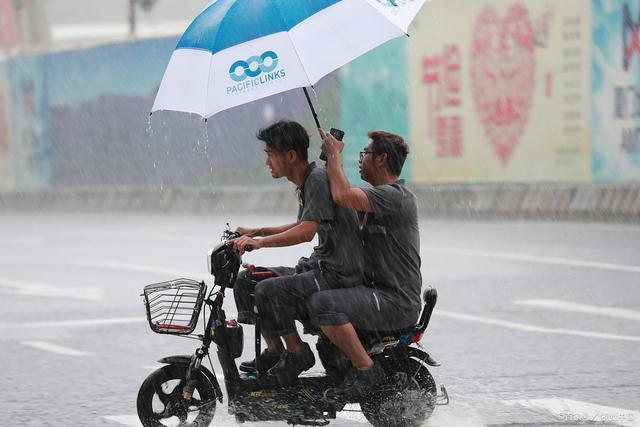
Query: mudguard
[
  {"left": 157, "top": 355, "right": 224, "bottom": 402},
  {"left": 405, "top": 346, "right": 440, "bottom": 367}
]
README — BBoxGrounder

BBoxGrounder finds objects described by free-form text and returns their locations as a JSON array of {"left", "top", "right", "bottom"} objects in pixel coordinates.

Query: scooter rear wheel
[
  {"left": 360, "top": 356, "right": 437, "bottom": 427},
  {"left": 137, "top": 364, "right": 216, "bottom": 427}
]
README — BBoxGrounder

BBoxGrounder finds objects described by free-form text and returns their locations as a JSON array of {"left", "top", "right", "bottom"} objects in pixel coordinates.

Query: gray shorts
[
  {"left": 308, "top": 286, "right": 420, "bottom": 331},
  {"left": 254, "top": 268, "right": 343, "bottom": 337}
]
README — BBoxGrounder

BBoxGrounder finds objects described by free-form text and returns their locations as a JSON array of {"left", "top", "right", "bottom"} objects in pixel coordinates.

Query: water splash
[{"left": 203, "top": 119, "right": 215, "bottom": 176}]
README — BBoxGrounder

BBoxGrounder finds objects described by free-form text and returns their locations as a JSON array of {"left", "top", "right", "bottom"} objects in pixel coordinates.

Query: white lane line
[
  {"left": 0, "top": 237, "right": 48, "bottom": 245},
  {"left": 0, "top": 317, "right": 146, "bottom": 329},
  {"left": 22, "top": 341, "right": 92, "bottom": 357},
  {"left": 0, "top": 278, "right": 103, "bottom": 301},
  {"left": 504, "top": 398, "right": 640, "bottom": 427},
  {"left": 422, "top": 245, "right": 640, "bottom": 274},
  {"left": 515, "top": 299, "right": 640, "bottom": 322},
  {"left": 103, "top": 415, "right": 141, "bottom": 427},
  {"left": 437, "top": 310, "right": 640, "bottom": 342},
  {"left": 63, "top": 259, "right": 203, "bottom": 279}
]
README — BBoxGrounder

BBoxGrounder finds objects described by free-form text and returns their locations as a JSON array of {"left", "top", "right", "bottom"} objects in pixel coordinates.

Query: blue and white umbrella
[{"left": 152, "top": 0, "right": 427, "bottom": 121}]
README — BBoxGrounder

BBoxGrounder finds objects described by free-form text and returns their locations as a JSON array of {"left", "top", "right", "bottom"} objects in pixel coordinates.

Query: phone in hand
[{"left": 320, "top": 127, "right": 345, "bottom": 161}]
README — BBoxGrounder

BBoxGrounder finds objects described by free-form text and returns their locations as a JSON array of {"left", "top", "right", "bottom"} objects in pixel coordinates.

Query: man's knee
[
  {"left": 308, "top": 292, "right": 333, "bottom": 314},
  {"left": 254, "top": 277, "right": 277, "bottom": 307}
]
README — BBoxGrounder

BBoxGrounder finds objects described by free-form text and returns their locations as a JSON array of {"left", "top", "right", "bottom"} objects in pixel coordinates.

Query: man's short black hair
[
  {"left": 257, "top": 120, "right": 309, "bottom": 161},
  {"left": 368, "top": 131, "right": 409, "bottom": 176}
]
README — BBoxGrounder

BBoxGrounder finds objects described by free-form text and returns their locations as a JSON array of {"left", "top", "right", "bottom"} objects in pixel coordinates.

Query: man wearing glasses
[{"left": 312, "top": 129, "right": 422, "bottom": 399}]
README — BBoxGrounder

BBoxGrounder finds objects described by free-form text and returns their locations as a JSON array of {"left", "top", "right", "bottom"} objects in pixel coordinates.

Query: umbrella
[{"left": 151, "top": 0, "right": 427, "bottom": 130}]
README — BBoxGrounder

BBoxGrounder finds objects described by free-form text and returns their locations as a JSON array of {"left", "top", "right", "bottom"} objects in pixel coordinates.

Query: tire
[
  {"left": 361, "top": 356, "right": 437, "bottom": 427},
  {"left": 137, "top": 364, "right": 216, "bottom": 427}
]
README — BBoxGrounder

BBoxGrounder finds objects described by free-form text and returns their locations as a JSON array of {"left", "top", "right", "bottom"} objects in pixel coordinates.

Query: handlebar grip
[{"left": 245, "top": 245, "right": 254, "bottom": 252}]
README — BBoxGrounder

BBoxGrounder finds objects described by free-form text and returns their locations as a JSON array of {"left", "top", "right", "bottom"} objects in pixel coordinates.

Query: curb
[{"left": 1, "top": 184, "right": 639, "bottom": 222}]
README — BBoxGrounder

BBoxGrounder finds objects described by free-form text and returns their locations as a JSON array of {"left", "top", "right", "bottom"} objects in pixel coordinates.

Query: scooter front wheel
[{"left": 137, "top": 364, "right": 216, "bottom": 427}]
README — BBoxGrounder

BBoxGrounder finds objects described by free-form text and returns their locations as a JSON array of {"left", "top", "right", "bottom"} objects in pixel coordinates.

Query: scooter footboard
[{"left": 229, "top": 375, "right": 341, "bottom": 422}]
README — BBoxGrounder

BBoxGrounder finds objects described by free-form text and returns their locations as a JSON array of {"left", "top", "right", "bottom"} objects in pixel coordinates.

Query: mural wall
[
  {"left": 8, "top": 56, "right": 51, "bottom": 190},
  {"left": 592, "top": 0, "right": 640, "bottom": 181},
  {"left": 1, "top": 0, "right": 640, "bottom": 191},
  {"left": 0, "top": 37, "right": 340, "bottom": 191},
  {"left": 0, "top": 61, "right": 13, "bottom": 191},
  {"left": 407, "top": 0, "right": 592, "bottom": 182},
  {"left": 340, "top": 38, "right": 410, "bottom": 184}
]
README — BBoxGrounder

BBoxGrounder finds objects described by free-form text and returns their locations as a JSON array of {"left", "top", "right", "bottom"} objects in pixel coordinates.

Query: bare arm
[
  {"left": 260, "top": 220, "right": 318, "bottom": 247},
  {"left": 320, "top": 129, "right": 373, "bottom": 213},
  {"left": 236, "top": 222, "right": 300, "bottom": 237},
  {"left": 230, "top": 220, "right": 318, "bottom": 254}
]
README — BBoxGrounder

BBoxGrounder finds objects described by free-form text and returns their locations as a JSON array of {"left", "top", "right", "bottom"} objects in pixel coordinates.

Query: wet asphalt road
[{"left": 0, "top": 214, "right": 639, "bottom": 427}]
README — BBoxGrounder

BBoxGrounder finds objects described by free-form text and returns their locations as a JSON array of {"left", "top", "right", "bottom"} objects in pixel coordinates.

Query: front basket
[{"left": 143, "top": 278, "right": 206, "bottom": 335}]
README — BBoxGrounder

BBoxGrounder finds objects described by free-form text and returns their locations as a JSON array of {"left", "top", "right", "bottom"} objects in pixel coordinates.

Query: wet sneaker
[
  {"left": 239, "top": 349, "right": 282, "bottom": 374},
  {"left": 267, "top": 342, "right": 315, "bottom": 385},
  {"left": 324, "top": 361, "right": 385, "bottom": 402}
]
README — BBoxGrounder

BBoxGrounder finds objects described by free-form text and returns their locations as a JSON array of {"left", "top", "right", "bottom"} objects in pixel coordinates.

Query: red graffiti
[
  {"left": 626, "top": 28, "right": 640, "bottom": 70},
  {"left": 470, "top": 2, "right": 536, "bottom": 165},
  {"left": 422, "top": 44, "right": 463, "bottom": 158},
  {"left": 624, "top": 3, "right": 640, "bottom": 71}
]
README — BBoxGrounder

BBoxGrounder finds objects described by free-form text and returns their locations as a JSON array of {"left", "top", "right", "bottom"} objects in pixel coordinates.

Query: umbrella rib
[
  {"left": 357, "top": 0, "right": 411, "bottom": 35},
  {"left": 268, "top": 0, "right": 314, "bottom": 87}
]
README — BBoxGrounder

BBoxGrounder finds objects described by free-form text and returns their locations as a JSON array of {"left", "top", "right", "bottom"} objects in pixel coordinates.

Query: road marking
[
  {"left": 103, "top": 415, "right": 141, "bottom": 427},
  {"left": 437, "top": 310, "right": 640, "bottom": 342},
  {"left": 515, "top": 299, "right": 640, "bottom": 322},
  {"left": 0, "top": 316, "right": 146, "bottom": 329},
  {"left": 422, "top": 245, "right": 640, "bottom": 274},
  {"left": 504, "top": 398, "right": 640, "bottom": 427},
  {"left": 0, "top": 278, "right": 102, "bottom": 301},
  {"left": 0, "top": 237, "right": 47, "bottom": 245},
  {"left": 64, "top": 259, "right": 203, "bottom": 279},
  {"left": 22, "top": 341, "right": 92, "bottom": 357}
]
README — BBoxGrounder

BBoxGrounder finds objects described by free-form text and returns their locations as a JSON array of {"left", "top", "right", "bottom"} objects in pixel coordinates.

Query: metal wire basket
[{"left": 143, "top": 278, "right": 206, "bottom": 335}]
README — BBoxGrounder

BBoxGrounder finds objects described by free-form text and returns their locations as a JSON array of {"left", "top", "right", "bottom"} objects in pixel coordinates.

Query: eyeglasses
[{"left": 359, "top": 151, "right": 377, "bottom": 161}]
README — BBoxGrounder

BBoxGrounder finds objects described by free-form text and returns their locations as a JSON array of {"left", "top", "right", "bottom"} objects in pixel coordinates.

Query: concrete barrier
[{"left": 0, "top": 183, "right": 639, "bottom": 222}]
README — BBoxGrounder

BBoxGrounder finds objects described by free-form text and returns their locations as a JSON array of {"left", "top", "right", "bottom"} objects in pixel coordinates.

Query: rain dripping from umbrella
[{"left": 203, "top": 118, "right": 215, "bottom": 177}]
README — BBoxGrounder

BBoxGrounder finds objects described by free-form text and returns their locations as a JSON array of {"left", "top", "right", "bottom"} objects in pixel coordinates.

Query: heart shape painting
[{"left": 470, "top": 2, "right": 536, "bottom": 165}]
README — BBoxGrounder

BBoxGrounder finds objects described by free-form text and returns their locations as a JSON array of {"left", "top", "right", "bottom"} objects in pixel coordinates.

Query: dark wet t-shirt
[
  {"left": 296, "top": 163, "right": 364, "bottom": 286},
  {"left": 361, "top": 180, "right": 422, "bottom": 313}
]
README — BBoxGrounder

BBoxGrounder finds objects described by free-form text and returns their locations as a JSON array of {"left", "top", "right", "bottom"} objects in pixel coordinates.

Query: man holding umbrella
[
  {"left": 311, "top": 128, "right": 423, "bottom": 399},
  {"left": 229, "top": 120, "right": 364, "bottom": 385}
]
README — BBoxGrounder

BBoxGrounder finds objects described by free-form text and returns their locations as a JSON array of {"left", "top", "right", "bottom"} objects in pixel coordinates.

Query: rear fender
[
  {"left": 405, "top": 346, "right": 440, "bottom": 367},
  {"left": 157, "top": 355, "right": 224, "bottom": 402}
]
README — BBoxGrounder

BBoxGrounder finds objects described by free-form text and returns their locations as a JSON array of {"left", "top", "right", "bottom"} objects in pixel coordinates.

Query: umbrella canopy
[{"left": 152, "top": 0, "right": 427, "bottom": 119}]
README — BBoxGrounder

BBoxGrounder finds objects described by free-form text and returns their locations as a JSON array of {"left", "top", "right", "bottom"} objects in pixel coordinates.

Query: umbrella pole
[
  {"left": 303, "top": 87, "right": 327, "bottom": 161},
  {"left": 303, "top": 87, "right": 322, "bottom": 134}
]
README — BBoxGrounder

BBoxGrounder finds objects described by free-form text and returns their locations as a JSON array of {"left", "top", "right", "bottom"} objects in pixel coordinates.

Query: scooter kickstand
[{"left": 436, "top": 383, "right": 449, "bottom": 405}]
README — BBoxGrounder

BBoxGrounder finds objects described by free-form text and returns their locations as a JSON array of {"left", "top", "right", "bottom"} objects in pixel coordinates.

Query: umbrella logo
[
  {"left": 229, "top": 51, "right": 279, "bottom": 82},
  {"left": 226, "top": 50, "right": 286, "bottom": 95}
]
